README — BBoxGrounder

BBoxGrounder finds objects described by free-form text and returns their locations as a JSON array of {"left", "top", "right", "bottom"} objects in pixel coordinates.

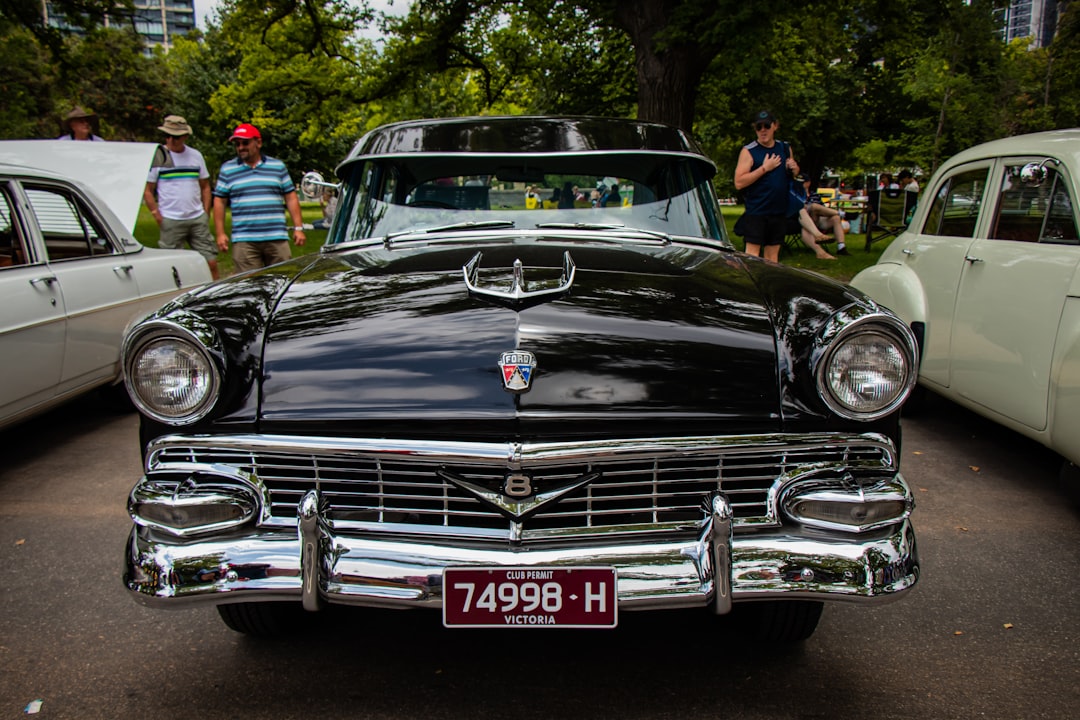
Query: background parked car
[
  {"left": 0, "top": 141, "right": 212, "bottom": 429},
  {"left": 851, "top": 129, "right": 1080, "bottom": 500}
]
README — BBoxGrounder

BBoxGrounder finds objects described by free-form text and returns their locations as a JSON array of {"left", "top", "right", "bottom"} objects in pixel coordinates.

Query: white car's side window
[
  {"left": 23, "top": 185, "right": 117, "bottom": 261},
  {"left": 921, "top": 167, "right": 988, "bottom": 238},
  {"left": 0, "top": 188, "right": 29, "bottom": 269},
  {"left": 992, "top": 164, "right": 1079, "bottom": 245}
]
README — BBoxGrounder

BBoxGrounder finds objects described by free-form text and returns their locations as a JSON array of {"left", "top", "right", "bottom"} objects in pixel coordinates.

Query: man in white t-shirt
[{"left": 143, "top": 115, "right": 218, "bottom": 278}]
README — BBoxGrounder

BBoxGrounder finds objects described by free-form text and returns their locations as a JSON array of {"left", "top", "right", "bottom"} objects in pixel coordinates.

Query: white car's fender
[{"left": 850, "top": 262, "right": 928, "bottom": 331}]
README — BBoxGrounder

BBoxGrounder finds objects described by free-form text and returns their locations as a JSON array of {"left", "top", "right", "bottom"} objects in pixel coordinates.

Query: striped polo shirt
[
  {"left": 213, "top": 155, "right": 296, "bottom": 243},
  {"left": 147, "top": 146, "right": 209, "bottom": 221}
]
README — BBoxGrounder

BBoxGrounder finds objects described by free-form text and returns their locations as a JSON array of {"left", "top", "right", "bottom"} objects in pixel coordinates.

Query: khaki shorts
[
  {"left": 159, "top": 215, "right": 217, "bottom": 260},
  {"left": 232, "top": 240, "right": 292, "bottom": 273}
]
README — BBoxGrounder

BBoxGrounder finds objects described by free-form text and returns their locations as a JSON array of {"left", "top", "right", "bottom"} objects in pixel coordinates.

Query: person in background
[
  {"left": 143, "top": 115, "right": 218, "bottom": 279},
  {"left": 898, "top": 170, "right": 919, "bottom": 193},
  {"left": 802, "top": 176, "right": 849, "bottom": 256},
  {"left": 788, "top": 174, "right": 835, "bottom": 260},
  {"left": 879, "top": 172, "right": 899, "bottom": 189},
  {"left": 734, "top": 110, "right": 799, "bottom": 262},
  {"left": 312, "top": 188, "right": 337, "bottom": 230},
  {"left": 558, "top": 182, "right": 575, "bottom": 209},
  {"left": 213, "top": 123, "right": 305, "bottom": 273},
  {"left": 524, "top": 185, "right": 541, "bottom": 208},
  {"left": 57, "top": 107, "right": 104, "bottom": 141},
  {"left": 602, "top": 183, "right": 621, "bottom": 207}
]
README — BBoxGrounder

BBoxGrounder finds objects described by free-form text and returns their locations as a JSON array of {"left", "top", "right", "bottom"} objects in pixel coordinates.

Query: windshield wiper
[
  {"left": 534, "top": 222, "right": 671, "bottom": 245},
  {"left": 382, "top": 220, "right": 517, "bottom": 248}
]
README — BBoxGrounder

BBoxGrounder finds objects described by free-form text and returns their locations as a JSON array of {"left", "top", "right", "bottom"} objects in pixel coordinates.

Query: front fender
[{"left": 850, "top": 262, "right": 927, "bottom": 329}]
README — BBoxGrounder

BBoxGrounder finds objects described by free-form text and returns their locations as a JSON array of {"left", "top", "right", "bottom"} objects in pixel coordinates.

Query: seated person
[
  {"left": 802, "top": 177, "right": 849, "bottom": 255},
  {"left": 788, "top": 175, "right": 835, "bottom": 260}
]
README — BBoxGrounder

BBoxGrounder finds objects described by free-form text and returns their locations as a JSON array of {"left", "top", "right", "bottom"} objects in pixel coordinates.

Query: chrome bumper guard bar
[{"left": 125, "top": 492, "right": 918, "bottom": 611}]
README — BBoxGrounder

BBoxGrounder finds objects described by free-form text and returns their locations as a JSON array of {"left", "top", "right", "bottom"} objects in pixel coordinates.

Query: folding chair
[{"left": 865, "top": 189, "right": 918, "bottom": 250}]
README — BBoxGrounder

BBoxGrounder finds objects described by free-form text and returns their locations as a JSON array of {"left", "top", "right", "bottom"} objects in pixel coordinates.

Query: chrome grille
[{"left": 149, "top": 435, "right": 894, "bottom": 537}]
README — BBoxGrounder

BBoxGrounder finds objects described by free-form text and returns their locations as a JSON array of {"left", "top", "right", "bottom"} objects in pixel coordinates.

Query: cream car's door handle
[
  {"left": 964, "top": 255, "right": 983, "bottom": 264},
  {"left": 113, "top": 264, "right": 134, "bottom": 275},
  {"left": 29, "top": 276, "right": 57, "bottom": 287}
]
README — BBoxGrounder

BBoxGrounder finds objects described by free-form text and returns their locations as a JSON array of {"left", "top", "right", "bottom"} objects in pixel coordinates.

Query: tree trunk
[{"left": 612, "top": 0, "right": 708, "bottom": 131}]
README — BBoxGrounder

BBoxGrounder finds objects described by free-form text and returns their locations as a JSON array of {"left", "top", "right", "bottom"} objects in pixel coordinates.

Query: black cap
[{"left": 752, "top": 110, "right": 776, "bottom": 125}]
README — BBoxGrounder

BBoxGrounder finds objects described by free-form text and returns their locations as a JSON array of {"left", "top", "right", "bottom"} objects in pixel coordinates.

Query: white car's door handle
[
  {"left": 113, "top": 264, "right": 134, "bottom": 275},
  {"left": 29, "top": 276, "right": 57, "bottom": 287},
  {"left": 964, "top": 255, "right": 983, "bottom": 264},
  {"left": 902, "top": 249, "right": 914, "bottom": 255}
]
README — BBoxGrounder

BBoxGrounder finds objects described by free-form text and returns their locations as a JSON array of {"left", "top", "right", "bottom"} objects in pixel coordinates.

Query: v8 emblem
[{"left": 503, "top": 473, "right": 533, "bottom": 498}]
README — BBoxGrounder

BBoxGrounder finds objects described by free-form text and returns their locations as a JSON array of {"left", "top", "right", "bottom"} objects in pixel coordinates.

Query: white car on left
[{"left": 0, "top": 140, "right": 212, "bottom": 429}]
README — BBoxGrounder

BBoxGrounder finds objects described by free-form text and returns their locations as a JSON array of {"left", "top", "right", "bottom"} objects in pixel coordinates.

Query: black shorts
[{"left": 739, "top": 213, "right": 788, "bottom": 247}]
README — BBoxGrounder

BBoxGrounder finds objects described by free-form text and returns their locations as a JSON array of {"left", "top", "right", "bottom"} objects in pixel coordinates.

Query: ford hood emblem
[{"left": 499, "top": 351, "right": 536, "bottom": 392}]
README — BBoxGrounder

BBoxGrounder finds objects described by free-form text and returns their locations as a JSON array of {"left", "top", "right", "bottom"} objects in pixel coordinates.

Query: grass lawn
[
  {"left": 133, "top": 202, "right": 330, "bottom": 277},
  {"left": 720, "top": 206, "right": 893, "bottom": 283},
  {"left": 134, "top": 204, "right": 893, "bottom": 284}
]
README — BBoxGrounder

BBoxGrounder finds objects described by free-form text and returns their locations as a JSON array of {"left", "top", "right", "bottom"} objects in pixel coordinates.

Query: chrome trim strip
[{"left": 145, "top": 432, "right": 898, "bottom": 469}]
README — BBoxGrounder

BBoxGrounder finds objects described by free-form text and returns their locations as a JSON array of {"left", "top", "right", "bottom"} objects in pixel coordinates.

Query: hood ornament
[
  {"left": 463, "top": 251, "right": 576, "bottom": 310},
  {"left": 499, "top": 351, "right": 536, "bottom": 392},
  {"left": 438, "top": 469, "right": 600, "bottom": 522}
]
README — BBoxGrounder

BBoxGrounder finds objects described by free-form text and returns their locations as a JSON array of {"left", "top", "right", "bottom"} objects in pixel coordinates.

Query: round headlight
[
  {"left": 127, "top": 336, "right": 219, "bottom": 424},
  {"left": 820, "top": 329, "right": 914, "bottom": 419}
]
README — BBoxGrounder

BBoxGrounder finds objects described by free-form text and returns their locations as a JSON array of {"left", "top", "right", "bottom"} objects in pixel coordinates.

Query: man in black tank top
[{"left": 733, "top": 110, "right": 800, "bottom": 262}]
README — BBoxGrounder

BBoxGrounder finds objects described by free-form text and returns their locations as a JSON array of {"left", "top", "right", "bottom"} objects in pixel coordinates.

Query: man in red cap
[{"left": 212, "top": 123, "right": 305, "bottom": 273}]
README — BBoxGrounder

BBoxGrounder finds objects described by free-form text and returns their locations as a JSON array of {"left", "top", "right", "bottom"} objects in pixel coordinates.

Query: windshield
[{"left": 325, "top": 153, "right": 729, "bottom": 248}]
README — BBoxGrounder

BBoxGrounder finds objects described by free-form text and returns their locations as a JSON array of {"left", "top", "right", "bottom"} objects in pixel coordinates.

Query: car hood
[
  {"left": 0, "top": 140, "right": 155, "bottom": 231},
  {"left": 248, "top": 241, "right": 788, "bottom": 436}
]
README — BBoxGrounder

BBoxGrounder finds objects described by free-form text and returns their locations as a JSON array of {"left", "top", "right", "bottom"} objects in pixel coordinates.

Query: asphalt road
[{"left": 2, "top": 393, "right": 1079, "bottom": 719}]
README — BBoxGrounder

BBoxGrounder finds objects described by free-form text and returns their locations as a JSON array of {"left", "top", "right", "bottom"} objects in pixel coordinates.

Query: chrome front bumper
[{"left": 125, "top": 494, "right": 919, "bottom": 612}]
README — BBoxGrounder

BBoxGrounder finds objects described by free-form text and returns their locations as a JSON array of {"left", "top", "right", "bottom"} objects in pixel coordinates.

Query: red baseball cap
[{"left": 229, "top": 123, "right": 261, "bottom": 141}]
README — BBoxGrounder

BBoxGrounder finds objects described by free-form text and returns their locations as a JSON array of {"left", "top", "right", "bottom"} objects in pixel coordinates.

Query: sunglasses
[
  {"left": 232, "top": 139, "right": 254, "bottom": 147},
  {"left": 754, "top": 122, "right": 773, "bottom": 131}
]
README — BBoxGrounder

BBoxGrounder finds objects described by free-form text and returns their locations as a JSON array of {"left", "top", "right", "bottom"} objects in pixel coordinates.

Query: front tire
[
  {"left": 741, "top": 600, "right": 824, "bottom": 643},
  {"left": 216, "top": 602, "right": 303, "bottom": 636}
]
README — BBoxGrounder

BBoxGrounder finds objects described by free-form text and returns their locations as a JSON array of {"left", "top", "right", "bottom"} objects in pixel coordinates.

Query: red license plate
[{"left": 443, "top": 567, "right": 617, "bottom": 628}]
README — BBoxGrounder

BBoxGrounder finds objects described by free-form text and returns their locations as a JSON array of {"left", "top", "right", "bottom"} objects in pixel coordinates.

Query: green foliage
[
  {"left": 0, "top": 27, "right": 59, "bottom": 138},
  {"left": 62, "top": 28, "right": 176, "bottom": 140},
  {"left": 4, "top": 0, "right": 1080, "bottom": 202}
]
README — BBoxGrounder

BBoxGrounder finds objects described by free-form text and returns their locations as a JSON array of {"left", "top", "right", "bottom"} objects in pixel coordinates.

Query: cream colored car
[
  {"left": 851, "top": 129, "right": 1080, "bottom": 498},
  {"left": 0, "top": 141, "right": 212, "bottom": 428}
]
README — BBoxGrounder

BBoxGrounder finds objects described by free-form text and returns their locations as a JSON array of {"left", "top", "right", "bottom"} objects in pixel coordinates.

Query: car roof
[
  {"left": 941, "top": 128, "right": 1080, "bottom": 170},
  {"left": 338, "top": 116, "right": 717, "bottom": 181}
]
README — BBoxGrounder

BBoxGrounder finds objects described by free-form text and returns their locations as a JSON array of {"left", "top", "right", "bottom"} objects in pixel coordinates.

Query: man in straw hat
[
  {"left": 58, "top": 106, "right": 104, "bottom": 141},
  {"left": 143, "top": 115, "right": 218, "bottom": 279}
]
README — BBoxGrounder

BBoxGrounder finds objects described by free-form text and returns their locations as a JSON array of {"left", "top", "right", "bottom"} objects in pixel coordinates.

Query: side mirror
[
  {"left": 300, "top": 171, "right": 340, "bottom": 200},
  {"left": 1019, "top": 158, "right": 1059, "bottom": 187}
]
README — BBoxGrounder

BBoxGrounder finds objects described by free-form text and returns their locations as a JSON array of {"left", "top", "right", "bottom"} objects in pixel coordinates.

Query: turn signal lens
[
  {"left": 129, "top": 479, "right": 257, "bottom": 537},
  {"left": 135, "top": 501, "right": 246, "bottom": 530},
  {"left": 790, "top": 499, "right": 907, "bottom": 528}
]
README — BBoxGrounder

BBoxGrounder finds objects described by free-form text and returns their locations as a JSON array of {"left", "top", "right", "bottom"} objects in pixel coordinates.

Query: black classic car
[{"left": 121, "top": 116, "right": 920, "bottom": 640}]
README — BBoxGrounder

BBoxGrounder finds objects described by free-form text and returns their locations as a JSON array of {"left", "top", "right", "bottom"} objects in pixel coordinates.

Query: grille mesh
[{"left": 151, "top": 442, "right": 890, "bottom": 535}]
